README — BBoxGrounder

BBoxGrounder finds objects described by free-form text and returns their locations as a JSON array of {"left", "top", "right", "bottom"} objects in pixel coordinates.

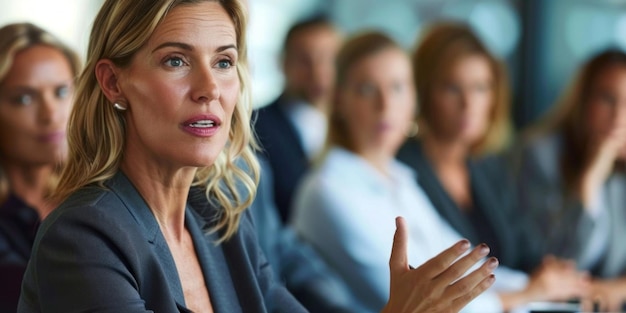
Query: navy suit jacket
[
  {"left": 253, "top": 95, "right": 309, "bottom": 222},
  {"left": 397, "top": 139, "right": 542, "bottom": 272},
  {"left": 18, "top": 172, "right": 306, "bottom": 313}
]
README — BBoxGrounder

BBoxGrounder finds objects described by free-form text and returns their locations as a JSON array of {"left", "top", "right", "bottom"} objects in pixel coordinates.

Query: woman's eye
[
  {"left": 474, "top": 83, "right": 490, "bottom": 93},
  {"left": 598, "top": 93, "right": 616, "bottom": 106},
  {"left": 392, "top": 82, "right": 405, "bottom": 93},
  {"left": 357, "top": 84, "right": 376, "bottom": 96},
  {"left": 165, "top": 57, "right": 185, "bottom": 67},
  {"left": 13, "top": 94, "right": 33, "bottom": 106},
  {"left": 217, "top": 60, "right": 232, "bottom": 69},
  {"left": 444, "top": 84, "right": 460, "bottom": 94},
  {"left": 56, "top": 86, "right": 70, "bottom": 99}
]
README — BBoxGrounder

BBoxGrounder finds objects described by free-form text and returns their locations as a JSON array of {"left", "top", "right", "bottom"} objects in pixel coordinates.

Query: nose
[
  {"left": 459, "top": 90, "right": 471, "bottom": 111},
  {"left": 192, "top": 66, "right": 220, "bottom": 103},
  {"left": 615, "top": 101, "right": 626, "bottom": 125},
  {"left": 38, "top": 94, "right": 57, "bottom": 125},
  {"left": 377, "top": 89, "right": 393, "bottom": 113}
]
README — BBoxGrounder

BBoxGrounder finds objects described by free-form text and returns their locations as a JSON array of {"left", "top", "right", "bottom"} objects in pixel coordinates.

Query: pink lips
[
  {"left": 38, "top": 131, "right": 65, "bottom": 144},
  {"left": 181, "top": 114, "right": 222, "bottom": 137}
]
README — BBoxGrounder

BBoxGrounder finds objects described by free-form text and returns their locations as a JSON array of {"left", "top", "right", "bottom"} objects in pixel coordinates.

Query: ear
[{"left": 95, "top": 59, "right": 124, "bottom": 102}]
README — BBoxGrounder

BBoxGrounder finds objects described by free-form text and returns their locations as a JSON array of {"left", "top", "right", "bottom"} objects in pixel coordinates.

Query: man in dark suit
[{"left": 254, "top": 16, "right": 341, "bottom": 223}]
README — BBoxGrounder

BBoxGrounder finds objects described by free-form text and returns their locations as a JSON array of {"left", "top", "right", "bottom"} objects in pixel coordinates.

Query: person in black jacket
[{"left": 254, "top": 16, "right": 341, "bottom": 222}]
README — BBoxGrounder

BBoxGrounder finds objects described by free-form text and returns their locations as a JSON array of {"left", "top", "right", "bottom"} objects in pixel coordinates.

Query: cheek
[
  {"left": 475, "top": 99, "right": 494, "bottom": 126},
  {"left": 587, "top": 103, "right": 613, "bottom": 134},
  {"left": 0, "top": 109, "right": 35, "bottom": 156},
  {"left": 394, "top": 96, "right": 416, "bottom": 126},
  {"left": 59, "top": 99, "right": 73, "bottom": 124},
  {"left": 0, "top": 108, "right": 32, "bottom": 135},
  {"left": 221, "top": 79, "right": 240, "bottom": 123}
]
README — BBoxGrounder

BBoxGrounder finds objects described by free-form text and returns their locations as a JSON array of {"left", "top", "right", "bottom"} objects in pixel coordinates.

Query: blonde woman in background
[
  {"left": 514, "top": 48, "right": 626, "bottom": 311},
  {"left": 0, "top": 22, "right": 79, "bottom": 313},
  {"left": 17, "top": 1, "right": 497, "bottom": 312}
]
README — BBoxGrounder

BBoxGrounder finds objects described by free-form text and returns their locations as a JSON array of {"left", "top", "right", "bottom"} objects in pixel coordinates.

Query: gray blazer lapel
[
  {"left": 106, "top": 172, "right": 187, "bottom": 308},
  {"left": 411, "top": 141, "right": 480, "bottom": 243},
  {"left": 186, "top": 209, "right": 242, "bottom": 313}
]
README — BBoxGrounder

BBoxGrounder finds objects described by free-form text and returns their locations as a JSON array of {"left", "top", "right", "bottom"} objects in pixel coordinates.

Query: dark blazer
[
  {"left": 18, "top": 172, "right": 306, "bottom": 313},
  {"left": 397, "top": 139, "right": 542, "bottom": 272},
  {"left": 514, "top": 133, "right": 626, "bottom": 278},
  {"left": 253, "top": 95, "right": 309, "bottom": 223},
  {"left": 0, "top": 194, "right": 39, "bottom": 313}
]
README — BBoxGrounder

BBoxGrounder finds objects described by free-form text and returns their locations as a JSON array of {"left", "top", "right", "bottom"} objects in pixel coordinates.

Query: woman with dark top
[
  {"left": 16, "top": 1, "right": 499, "bottom": 312},
  {"left": 514, "top": 48, "right": 626, "bottom": 311},
  {"left": 397, "top": 22, "right": 541, "bottom": 272},
  {"left": 0, "top": 22, "right": 79, "bottom": 312}
]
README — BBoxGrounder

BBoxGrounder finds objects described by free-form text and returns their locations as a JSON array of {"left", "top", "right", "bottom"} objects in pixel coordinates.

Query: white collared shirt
[{"left": 284, "top": 100, "right": 327, "bottom": 160}]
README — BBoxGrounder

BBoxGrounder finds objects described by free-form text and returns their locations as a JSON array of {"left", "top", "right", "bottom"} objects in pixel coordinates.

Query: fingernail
[
  {"left": 488, "top": 257, "right": 499, "bottom": 269},
  {"left": 488, "top": 274, "right": 496, "bottom": 283},
  {"left": 479, "top": 243, "right": 490, "bottom": 256},
  {"left": 459, "top": 239, "right": 470, "bottom": 250}
]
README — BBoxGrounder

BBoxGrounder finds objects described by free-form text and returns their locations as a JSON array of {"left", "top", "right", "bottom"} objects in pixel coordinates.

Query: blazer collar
[
  {"left": 404, "top": 140, "right": 481, "bottom": 242},
  {"left": 106, "top": 172, "right": 242, "bottom": 313}
]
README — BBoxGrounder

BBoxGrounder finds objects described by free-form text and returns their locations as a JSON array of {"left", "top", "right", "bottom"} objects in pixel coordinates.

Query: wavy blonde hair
[
  {"left": 0, "top": 23, "right": 81, "bottom": 204},
  {"left": 54, "top": 0, "right": 259, "bottom": 242},
  {"left": 413, "top": 22, "right": 512, "bottom": 156}
]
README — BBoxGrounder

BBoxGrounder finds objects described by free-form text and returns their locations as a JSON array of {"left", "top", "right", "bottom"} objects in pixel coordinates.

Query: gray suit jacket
[
  {"left": 18, "top": 171, "right": 306, "bottom": 313},
  {"left": 515, "top": 133, "right": 626, "bottom": 278},
  {"left": 397, "top": 139, "right": 542, "bottom": 272}
]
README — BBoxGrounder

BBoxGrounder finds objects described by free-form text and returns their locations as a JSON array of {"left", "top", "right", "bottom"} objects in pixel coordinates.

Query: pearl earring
[
  {"left": 113, "top": 102, "right": 127, "bottom": 111},
  {"left": 407, "top": 122, "right": 419, "bottom": 137}
]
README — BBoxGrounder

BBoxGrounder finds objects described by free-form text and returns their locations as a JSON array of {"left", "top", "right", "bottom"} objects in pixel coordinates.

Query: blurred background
[{"left": 3, "top": 0, "right": 626, "bottom": 130}]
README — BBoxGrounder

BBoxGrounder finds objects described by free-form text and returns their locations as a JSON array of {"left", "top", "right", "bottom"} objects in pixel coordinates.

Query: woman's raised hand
[{"left": 381, "top": 217, "right": 498, "bottom": 313}]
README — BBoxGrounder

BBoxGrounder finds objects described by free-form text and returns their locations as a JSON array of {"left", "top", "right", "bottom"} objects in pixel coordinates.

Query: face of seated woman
[
  {"left": 429, "top": 54, "right": 494, "bottom": 147},
  {"left": 0, "top": 45, "right": 74, "bottom": 168},
  {"left": 100, "top": 1, "right": 239, "bottom": 171},
  {"left": 584, "top": 63, "right": 626, "bottom": 160},
  {"left": 335, "top": 47, "right": 415, "bottom": 158}
]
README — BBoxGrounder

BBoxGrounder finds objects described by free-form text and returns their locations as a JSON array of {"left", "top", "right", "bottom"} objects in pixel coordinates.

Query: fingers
[
  {"left": 448, "top": 274, "right": 497, "bottom": 312},
  {"left": 389, "top": 217, "right": 409, "bottom": 276},
  {"left": 433, "top": 243, "right": 491, "bottom": 284},
  {"left": 443, "top": 256, "right": 499, "bottom": 300},
  {"left": 416, "top": 239, "right": 472, "bottom": 279}
]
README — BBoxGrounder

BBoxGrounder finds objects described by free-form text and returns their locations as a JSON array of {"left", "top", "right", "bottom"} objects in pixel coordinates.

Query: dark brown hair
[{"left": 528, "top": 48, "right": 626, "bottom": 193}]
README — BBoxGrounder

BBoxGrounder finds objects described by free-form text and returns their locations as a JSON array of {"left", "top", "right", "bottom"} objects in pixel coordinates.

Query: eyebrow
[
  {"left": 152, "top": 42, "right": 193, "bottom": 53},
  {"left": 216, "top": 44, "right": 237, "bottom": 53},
  {"left": 152, "top": 42, "right": 238, "bottom": 53}
]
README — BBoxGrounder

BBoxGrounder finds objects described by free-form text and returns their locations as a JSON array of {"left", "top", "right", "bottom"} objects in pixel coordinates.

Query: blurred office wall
[
  {"left": 3, "top": 0, "right": 626, "bottom": 130},
  {"left": 0, "top": 0, "right": 104, "bottom": 58}
]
